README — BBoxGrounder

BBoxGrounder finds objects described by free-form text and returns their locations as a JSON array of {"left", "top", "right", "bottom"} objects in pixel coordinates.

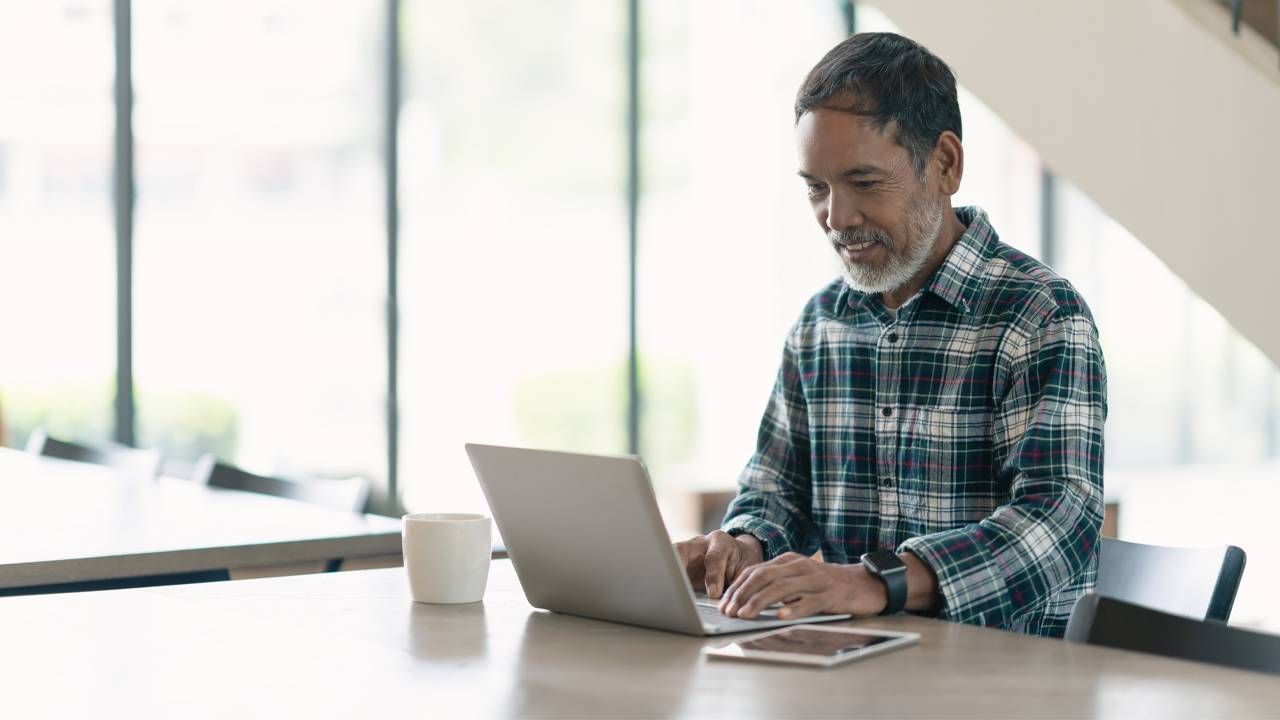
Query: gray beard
[{"left": 832, "top": 197, "right": 945, "bottom": 295}]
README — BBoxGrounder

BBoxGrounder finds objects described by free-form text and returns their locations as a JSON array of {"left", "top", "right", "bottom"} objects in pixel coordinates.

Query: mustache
[{"left": 829, "top": 227, "right": 891, "bottom": 248}]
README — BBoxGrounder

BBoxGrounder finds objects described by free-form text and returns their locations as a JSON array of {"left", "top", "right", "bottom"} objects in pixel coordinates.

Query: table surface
[
  {"left": 4, "top": 559, "right": 1277, "bottom": 719},
  {"left": 0, "top": 448, "right": 401, "bottom": 588}
]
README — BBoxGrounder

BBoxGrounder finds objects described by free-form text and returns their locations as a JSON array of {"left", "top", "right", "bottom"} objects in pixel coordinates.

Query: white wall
[{"left": 867, "top": 0, "right": 1280, "bottom": 368}]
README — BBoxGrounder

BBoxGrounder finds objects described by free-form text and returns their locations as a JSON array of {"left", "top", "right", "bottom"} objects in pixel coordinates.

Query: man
[{"left": 674, "top": 32, "right": 1106, "bottom": 637}]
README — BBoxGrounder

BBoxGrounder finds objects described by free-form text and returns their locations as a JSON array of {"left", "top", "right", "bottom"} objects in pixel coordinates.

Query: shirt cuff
[
  {"left": 898, "top": 527, "right": 1007, "bottom": 627},
  {"left": 722, "top": 515, "right": 791, "bottom": 561}
]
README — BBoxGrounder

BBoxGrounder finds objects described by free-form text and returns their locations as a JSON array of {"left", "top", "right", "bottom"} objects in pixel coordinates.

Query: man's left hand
[{"left": 719, "top": 552, "right": 888, "bottom": 619}]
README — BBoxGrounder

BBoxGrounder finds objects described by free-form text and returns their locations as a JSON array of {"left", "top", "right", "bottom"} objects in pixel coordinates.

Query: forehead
[{"left": 795, "top": 107, "right": 907, "bottom": 173}]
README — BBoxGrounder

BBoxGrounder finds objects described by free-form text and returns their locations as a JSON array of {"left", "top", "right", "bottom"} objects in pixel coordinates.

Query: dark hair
[{"left": 795, "top": 32, "right": 961, "bottom": 177}]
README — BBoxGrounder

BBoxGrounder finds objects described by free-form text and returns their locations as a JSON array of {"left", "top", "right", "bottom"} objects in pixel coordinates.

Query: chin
[{"left": 841, "top": 269, "right": 897, "bottom": 295}]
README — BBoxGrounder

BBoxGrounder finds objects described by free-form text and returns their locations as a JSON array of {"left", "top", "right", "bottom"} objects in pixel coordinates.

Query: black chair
[
  {"left": 25, "top": 427, "right": 163, "bottom": 480},
  {"left": 191, "top": 454, "right": 372, "bottom": 572},
  {"left": 1096, "top": 538, "right": 1246, "bottom": 622},
  {"left": 1065, "top": 593, "right": 1280, "bottom": 675},
  {"left": 190, "top": 455, "right": 371, "bottom": 513}
]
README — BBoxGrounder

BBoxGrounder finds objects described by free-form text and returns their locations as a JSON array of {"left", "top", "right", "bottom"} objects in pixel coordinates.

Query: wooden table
[
  {"left": 0, "top": 448, "right": 401, "bottom": 591},
  {"left": 3, "top": 559, "right": 1276, "bottom": 719}
]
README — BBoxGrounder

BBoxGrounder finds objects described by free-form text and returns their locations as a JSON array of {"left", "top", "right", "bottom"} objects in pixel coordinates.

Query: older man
[{"left": 675, "top": 32, "right": 1106, "bottom": 637}]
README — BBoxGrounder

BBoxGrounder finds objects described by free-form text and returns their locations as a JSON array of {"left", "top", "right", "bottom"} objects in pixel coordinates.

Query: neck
[{"left": 881, "top": 205, "right": 965, "bottom": 309}]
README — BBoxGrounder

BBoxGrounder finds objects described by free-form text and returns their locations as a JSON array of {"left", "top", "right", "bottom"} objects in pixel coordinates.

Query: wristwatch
[{"left": 860, "top": 549, "right": 908, "bottom": 615}]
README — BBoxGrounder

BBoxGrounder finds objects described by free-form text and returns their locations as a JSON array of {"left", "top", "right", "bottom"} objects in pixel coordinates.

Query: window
[
  {"left": 131, "top": 0, "right": 387, "bottom": 483},
  {"left": 6, "top": 0, "right": 1277, "bottom": 633},
  {"left": 1053, "top": 177, "right": 1280, "bottom": 631},
  {"left": 637, "top": 0, "right": 846, "bottom": 533},
  {"left": 0, "top": 0, "right": 116, "bottom": 448},
  {"left": 398, "top": 0, "right": 630, "bottom": 514}
]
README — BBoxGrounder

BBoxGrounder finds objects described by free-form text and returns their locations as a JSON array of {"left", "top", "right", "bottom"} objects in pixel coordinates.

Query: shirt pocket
[{"left": 898, "top": 406, "right": 997, "bottom": 531}]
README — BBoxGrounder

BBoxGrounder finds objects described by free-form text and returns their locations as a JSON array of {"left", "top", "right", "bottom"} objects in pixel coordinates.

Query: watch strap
[
  {"left": 877, "top": 563, "right": 908, "bottom": 615},
  {"left": 861, "top": 552, "right": 908, "bottom": 615}
]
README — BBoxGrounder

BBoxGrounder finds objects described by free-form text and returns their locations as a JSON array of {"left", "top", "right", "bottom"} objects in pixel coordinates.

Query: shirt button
[
  {"left": 887, "top": 332, "right": 899, "bottom": 343},
  {"left": 881, "top": 407, "right": 893, "bottom": 417},
  {"left": 881, "top": 477, "right": 894, "bottom": 488}
]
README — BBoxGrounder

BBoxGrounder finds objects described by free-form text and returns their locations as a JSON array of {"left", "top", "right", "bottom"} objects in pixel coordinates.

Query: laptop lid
[{"left": 464, "top": 443, "right": 706, "bottom": 635}]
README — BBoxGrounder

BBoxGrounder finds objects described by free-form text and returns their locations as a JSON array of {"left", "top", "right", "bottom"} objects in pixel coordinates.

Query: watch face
[{"left": 862, "top": 549, "right": 905, "bottom": 574}]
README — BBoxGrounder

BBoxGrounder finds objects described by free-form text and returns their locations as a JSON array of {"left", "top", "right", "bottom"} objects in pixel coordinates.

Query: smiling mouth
[{"left": 840, "top": 239, "right": 878, "bottom": 252}]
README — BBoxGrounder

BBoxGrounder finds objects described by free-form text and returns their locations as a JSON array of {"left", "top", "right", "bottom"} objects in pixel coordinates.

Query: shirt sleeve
[
  {"left": 898, "top": 310, "right": 1107, "bottom": 628},
  {"left": 721, "top": 335, "right": 820, "bottom": 561}
]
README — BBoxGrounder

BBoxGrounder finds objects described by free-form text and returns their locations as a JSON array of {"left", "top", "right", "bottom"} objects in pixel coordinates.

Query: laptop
[{"left": 464, "top": 443, "right": 851, "bottom": 635}]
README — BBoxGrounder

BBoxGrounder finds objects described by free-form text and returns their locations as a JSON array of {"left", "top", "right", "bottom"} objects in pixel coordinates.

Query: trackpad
[{"left": 694, "top": 593, "right": 783, "bottom": 616}]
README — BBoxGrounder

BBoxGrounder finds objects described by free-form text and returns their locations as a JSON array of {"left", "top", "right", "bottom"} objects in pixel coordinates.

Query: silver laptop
[{"left": 464, "top": 443, "right": 851, "bottom": 635}]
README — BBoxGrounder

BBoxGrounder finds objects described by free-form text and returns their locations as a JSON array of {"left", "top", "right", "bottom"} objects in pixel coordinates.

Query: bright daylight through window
[{"left": 2, "top": 0, "right": 1279, "bottom": 634}]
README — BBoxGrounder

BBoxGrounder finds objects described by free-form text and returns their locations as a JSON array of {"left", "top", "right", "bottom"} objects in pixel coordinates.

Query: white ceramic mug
[{"left": 402, "top": 513, "right": 492, "bottom": 604}]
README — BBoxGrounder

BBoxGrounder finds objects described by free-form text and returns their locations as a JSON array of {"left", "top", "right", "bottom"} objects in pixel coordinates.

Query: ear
[{"left": 931, "top": 130, "right": 963, "bottom": 195}]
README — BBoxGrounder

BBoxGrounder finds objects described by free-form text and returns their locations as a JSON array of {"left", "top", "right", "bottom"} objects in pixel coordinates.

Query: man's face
[{"left": 796, "top": 107, "right": 945, "bottom": 295}]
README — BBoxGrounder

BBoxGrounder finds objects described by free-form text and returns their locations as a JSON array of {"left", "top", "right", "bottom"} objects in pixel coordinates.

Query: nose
[{"left": 825, "top": 189, "right": 865, "bottom": 233}]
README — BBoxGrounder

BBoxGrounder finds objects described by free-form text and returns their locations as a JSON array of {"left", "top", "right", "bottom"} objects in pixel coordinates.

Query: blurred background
[{"left": 2, "top": 0, "right": 1278, "bottom": 628}]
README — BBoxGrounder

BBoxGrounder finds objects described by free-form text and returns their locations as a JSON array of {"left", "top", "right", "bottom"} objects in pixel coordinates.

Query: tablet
[{"left": 702, "top": 624, "right": 919, "bottom": 668}]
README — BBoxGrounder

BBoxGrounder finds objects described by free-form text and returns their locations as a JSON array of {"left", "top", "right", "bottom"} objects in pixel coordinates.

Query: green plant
[
  {"left": 511, "top": 355, "right": 697, "bottom": 472},
  {"left": 0, "top": 382, "right": 113, "bottom": 449},
  {"left": 0, "top": 382, "right": 237, "bottom": 462},
  {"left": 136, "top": 389, "right": 238, "bottom": 462}
]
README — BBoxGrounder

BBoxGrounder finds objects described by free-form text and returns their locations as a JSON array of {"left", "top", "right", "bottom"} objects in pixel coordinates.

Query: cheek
[
  {"left": 889, "top": 227, "right": 915, "bottom": 254},
  {"left": 873, "top": 201, "right": 916, "bottom": 248}
]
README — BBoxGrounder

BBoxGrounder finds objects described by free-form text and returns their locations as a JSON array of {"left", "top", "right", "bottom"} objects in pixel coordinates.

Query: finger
[
  {"left": 688, "top": 563, "right": 706, "bottom": 589},
  {"left": 720, "top": 560, "right": 761, "bottom": 611},
  {"left": 674, "top": 537, "right": 699, "bottom": 571},
  {"left": 722, "top": 559, "right": 813, "bottom": 616},
  {"left": 736, "top": 574, "right": 826, "bottom": 619},
  {"left": 674, "top": 541, "right": 689, "bottom": 569},
  {"left": 724, "top": 551, "right": 803, "bottom": 597},
  {"left": 723, "top": 550, "right": 762, "bottom": 591},
  {"left": 680, "top": 552, "right": 706, "bottom": 589},
  {"left": 702, "top": 533, "right": 734, "bottom": 599}
]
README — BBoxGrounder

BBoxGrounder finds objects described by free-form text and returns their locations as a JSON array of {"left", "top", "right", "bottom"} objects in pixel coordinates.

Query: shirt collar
[
  {"left": 923, "top": 205, "right": 995, "bottom": 316},
  {"left": 838, "top": 205, "right": 994, "bottom": 319}
]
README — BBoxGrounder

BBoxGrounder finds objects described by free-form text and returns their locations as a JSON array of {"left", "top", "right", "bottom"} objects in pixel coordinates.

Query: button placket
[{"left": 874, "top": 321, "right": 902, "bottom": 531}]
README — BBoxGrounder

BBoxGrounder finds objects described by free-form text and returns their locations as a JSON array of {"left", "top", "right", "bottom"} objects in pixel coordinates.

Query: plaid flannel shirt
[{"left": 723, "top": 206, "right": 1107, "bottom": 637}]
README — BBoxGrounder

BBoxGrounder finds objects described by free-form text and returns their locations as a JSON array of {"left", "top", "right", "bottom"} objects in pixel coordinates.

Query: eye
[
  {"left": 853, "top": 181, "right": 878, "bottom": 191},
  {"left": 805, "top": 183, "right": 827, "bottom": 196}
]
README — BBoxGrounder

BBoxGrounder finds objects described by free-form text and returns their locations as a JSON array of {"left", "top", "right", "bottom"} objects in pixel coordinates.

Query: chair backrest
[
  {"left": 1065, "top": 593, "right": 1280, "bottom": 675},
  {"left": 191, "top": 454, "right": 370, "bottom": 514},
  {"left": 1097, "top": 538, "right": 1246, "bottom": 622},
  {"left": 25, "top": 428, "right": 163, "bottom": 480}
]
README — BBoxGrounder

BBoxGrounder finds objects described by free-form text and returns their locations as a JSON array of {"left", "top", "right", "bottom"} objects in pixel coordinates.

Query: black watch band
[{"left": 860, "top": 550, "right": 908, "bottom": 615}]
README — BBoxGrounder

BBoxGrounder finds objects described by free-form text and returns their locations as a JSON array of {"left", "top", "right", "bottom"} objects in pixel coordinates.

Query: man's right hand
[{"left": 674, "top": 530, "right": 764, "bottom": 599}]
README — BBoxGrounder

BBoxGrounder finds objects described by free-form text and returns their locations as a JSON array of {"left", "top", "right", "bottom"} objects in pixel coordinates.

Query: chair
[
  {"left": 190, "top": 454, "right": 371, "bottom": 513},
  {"left": 191, "top": 454, "right": 372, "bottom": 573},
  {"left": 1065, "top": 593, "right": 1280, "bottom": 675},
  {"left": 25, "top": 428, "right": 163, "bottom": 480},
  {"left": 1096, "top": 538, "right": 1246, "bottom": 622}
]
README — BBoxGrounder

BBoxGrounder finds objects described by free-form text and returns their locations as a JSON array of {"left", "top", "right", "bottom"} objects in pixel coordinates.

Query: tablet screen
[{"left": 736, "top": 627, "right": 896, "bottom": 657}]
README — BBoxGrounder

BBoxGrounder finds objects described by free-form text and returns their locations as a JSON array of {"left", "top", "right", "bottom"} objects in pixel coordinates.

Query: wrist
[
  {"left": 900, "top": 551, "right": 941, "bottom": 613},
  {"left": 733, "top": 532, "right": 764, "bottom": 563},
  {"left": 831, "top": 564, "right": 889, "bottom": 616}
]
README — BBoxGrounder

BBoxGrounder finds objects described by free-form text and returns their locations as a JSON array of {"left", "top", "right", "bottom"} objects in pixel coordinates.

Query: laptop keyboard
[
  {"left": 694, "top": 598, "right": 779, "bottom": 630},
  {"left": 693, "top": 594, "right": 855, "bottom": 633},
  {"left": 694, "top": 596, "right": 780, "bottom": 614}
]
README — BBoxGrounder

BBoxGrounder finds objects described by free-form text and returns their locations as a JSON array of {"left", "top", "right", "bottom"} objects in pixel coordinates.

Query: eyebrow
[{"left": 797, "top": 165, "right": 888, "bottom": 181}]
